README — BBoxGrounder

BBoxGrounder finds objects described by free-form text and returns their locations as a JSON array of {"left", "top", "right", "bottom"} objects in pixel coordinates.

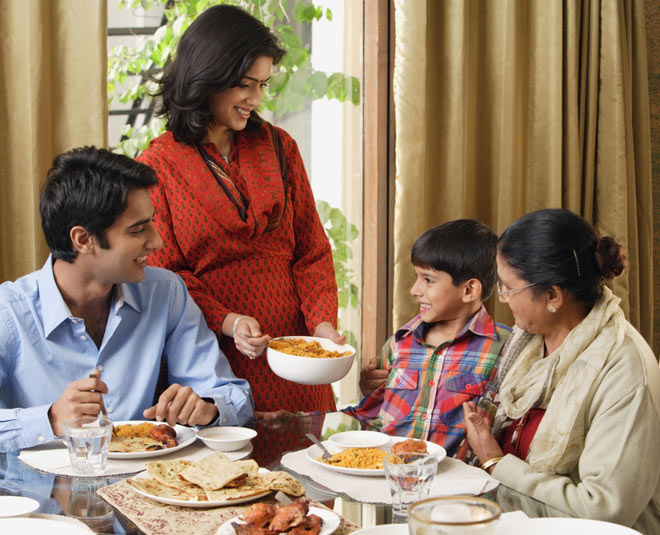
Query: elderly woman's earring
[{"left": 549, "top": 305, "right": 557, "bottom": 313}]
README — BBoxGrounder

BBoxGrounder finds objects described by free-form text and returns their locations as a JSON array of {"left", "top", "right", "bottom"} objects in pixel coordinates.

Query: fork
[
  {"left": 89, "top": 374, "right": 117, "bottom": 437},
  {"left": 305, "top": 433, "right": 333, "bottom": 460}
]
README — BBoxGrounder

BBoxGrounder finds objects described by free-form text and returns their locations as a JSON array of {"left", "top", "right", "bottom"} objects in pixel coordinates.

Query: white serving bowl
[
  {"left": 196, "top": 427, "right": 257, "bottom": 451},
  {"left": 328, "top": 430, "right": 391, "bottom": 451},
  {"left": 267, "top": 336, "right": 356, "bottom": 385}
]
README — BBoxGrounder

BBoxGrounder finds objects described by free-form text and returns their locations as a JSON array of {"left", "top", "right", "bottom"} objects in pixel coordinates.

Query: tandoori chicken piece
[
  {"left": 268, "top": 501, "right": 309, "bottom": 532},
  {"left": 242, "top": 503, "right": 276, "bottom": 528},
  {"left": 390, "top": 438, "right": 427, "bottom": 455},
  {"left": 148, "top": 424, "right": 177, "bottom": 448},
  {"left": 288, "top": 514, "right": 322, "bottom": 535}
]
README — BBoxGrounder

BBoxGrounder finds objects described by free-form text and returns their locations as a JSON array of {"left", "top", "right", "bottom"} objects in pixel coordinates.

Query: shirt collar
[
  {"left": 394, "top": 305, "right": 499, "bottom": 344},
  {"left": 38, "top": 255, "right": 141, "bottom": 337}
]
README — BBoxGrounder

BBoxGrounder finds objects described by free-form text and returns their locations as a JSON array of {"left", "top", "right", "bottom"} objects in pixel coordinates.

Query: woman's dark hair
[
  {"left": 411, "top": 219, "right": 498, "bottom": 299},
  {"left": 155, "top": 4, "right": 285, "bottom": 145},
  {"left": 498, "top": 209, "right": 626, "bottom": 310},
  {"left": 40, "top": 146, "right": 158, "bottom": 263}
]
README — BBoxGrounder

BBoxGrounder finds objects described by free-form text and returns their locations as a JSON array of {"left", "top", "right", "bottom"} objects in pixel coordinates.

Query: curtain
[
  {"left": 392, "top": 0, "right": 654, "bottom": 345},
  {"left": 0, "top": 0, "right": 107, "bottom": 283}
]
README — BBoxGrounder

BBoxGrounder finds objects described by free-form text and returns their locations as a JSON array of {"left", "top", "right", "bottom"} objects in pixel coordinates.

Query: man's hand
[
  {"left": 143, "top": 384, "right": 218, "bottom": 426},
  {"left": 313, "top": 322, "right": 346, "bottom": 345},
  {"left": 359, "top": 357, "right": 390, "bottom": 396},
  {"left": 48, "top": 375, "right": 108, "bottom": 436}
]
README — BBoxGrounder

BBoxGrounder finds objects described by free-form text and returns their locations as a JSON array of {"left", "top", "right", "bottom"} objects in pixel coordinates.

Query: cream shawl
[{"left": 495, "top": 287, "right": 626, "bottom": 474}]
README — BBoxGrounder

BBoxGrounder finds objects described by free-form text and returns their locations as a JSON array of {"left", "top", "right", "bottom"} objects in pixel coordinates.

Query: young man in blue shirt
[{"left": 0, "top": 147, "right": 253, "bottom": 452}]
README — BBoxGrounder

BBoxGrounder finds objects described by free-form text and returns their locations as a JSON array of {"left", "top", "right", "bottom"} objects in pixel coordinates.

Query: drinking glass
[
  {"left": 67, "top": 478, "right": 114, "bottom": 532},
  {"left": 408, "top": 496, "right": 502, "bottom": 535},
  {"left": 383, "top": 452, "right": 438, "bottom": 521},
  {"left": 62, "top": 417, "right": 112, "bottom": 476}
]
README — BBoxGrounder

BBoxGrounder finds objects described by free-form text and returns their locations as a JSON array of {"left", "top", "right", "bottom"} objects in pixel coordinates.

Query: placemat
[
  {"left": 280, "top": 448, "right": 499, "bottom": 503},
  {"left": 98, "top": 479, "right": 359, "bottom": 535},
  {"left": 19, "top": 440, "right": 252, "bottom": 477}
]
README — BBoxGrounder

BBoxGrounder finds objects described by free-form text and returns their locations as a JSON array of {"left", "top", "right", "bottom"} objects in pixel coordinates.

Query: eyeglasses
[{"left": 497, "top": 280, "right": 536, "bottom": 300}]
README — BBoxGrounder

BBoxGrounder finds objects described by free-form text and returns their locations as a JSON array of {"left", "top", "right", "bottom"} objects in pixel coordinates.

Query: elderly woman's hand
[{"left": 462, "top": 401, "right": 504, "bottom": 470}]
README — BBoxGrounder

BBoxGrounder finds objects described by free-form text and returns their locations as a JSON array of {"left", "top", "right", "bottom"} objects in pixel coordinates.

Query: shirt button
[
  {"left": 466, "top": 384, "right": 472, "bottom": 390},
  {"left": 394, "top": 378, "right": 399, "bottom": 384},
  {"left": 80, "top": 335, "right": 87, "bottom": 341},
  {"left": 222, "top": 417, "right": 227, "bottom": 424},
  {"left": 38, "top": 435, "right": 45, "bottom": 442},
  {"left": 107, "top": 407, "right": 113, "bottom": 413},
  {"left": 97, "top": 365, "right": 103, "bottom": 371},
  {"left": 422, "top": 413, "right": 428, "bottom": 420},
  {"left": 428, "top": 380, "right": 435, "bottom": 387}
]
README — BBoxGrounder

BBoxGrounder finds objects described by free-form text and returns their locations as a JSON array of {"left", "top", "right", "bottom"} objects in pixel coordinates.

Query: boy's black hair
[
  {"left": 40, "top": 146, "right": 158, "bottom": 263},
  {"left": 411, "top": 219, "right": 498, "bottom": 299}
]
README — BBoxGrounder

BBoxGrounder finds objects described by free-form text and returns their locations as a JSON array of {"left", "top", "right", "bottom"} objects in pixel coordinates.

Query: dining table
[{"left": 0, "top": 411, "right": 569, "bottom": 534}]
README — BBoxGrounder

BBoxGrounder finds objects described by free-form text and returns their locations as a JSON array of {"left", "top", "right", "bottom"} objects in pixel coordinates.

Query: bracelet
[
  {"left": 232, "top": 315, "right": 245, "bottom": 338},
  {"left": 481, "top": 456, "right": 504, "bottom": 471}
]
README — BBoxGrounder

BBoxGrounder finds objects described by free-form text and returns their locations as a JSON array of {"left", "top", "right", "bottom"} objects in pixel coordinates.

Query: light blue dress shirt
[{"left": 0, "top": 257, "right": 254, "bottom": 452}]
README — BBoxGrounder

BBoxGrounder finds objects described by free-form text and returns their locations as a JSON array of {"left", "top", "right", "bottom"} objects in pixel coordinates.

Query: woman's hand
[
  {"left": 314, "top": 322, "right": 346, "bottom": 345},
  {"left": 462, "top": 401, "right": 504, "bottom": 469},
  {"left": 223, "top": 313, "right": 271, "bottom": 359}
]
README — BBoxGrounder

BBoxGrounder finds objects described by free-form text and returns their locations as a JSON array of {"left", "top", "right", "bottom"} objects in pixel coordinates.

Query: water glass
[
  {"left": 383, "top": 452, "right": 438, "bottom": 521},
  {"left": 408, "top": 496, "right": 502, "bottom": 535},
  {"left": 62, "top": 417, "right": 112, "bottom": 476}
]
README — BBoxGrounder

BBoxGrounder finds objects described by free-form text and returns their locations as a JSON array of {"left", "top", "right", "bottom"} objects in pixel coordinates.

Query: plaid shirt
[{"left": 344, "top": 306, "right": 510, "bottom": 457}]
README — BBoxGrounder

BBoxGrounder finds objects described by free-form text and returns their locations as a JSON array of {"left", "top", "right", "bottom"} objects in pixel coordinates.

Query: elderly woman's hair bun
[
  {"left": 595, "top": 236, "right": 626, "bottom": 280},
  {"left": 498, "top": 208, "right": 625, "bottom": 311}
]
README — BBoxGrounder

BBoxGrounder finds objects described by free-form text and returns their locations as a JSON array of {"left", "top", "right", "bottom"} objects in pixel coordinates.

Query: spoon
[{"left": 305, "top": 433, "right": 333, "bottom": 460}]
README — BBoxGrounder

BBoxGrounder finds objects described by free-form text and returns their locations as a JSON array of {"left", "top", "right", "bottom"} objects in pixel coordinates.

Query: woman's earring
[{"left": 549, "top": 305, "right": 557, "bottom": 313}]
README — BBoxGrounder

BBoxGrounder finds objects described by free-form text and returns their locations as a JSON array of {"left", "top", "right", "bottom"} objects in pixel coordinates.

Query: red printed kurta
[{"left": 138, "top": 123, "right": 337, "bottom": 412}]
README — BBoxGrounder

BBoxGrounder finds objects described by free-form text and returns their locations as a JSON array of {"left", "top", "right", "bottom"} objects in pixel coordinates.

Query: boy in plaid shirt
[{"left": 344, "top": 220, "right": 510, "bottom": 457}]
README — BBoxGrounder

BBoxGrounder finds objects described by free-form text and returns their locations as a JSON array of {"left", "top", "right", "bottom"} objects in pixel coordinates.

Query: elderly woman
[{"left": 463, "top": 209, "right": 660, "bottom": 534}]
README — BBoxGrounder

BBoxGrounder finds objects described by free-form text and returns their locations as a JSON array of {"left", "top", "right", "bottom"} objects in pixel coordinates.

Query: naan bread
[
  {"left": 204, "top": 483, "right": 270, "bottom": 502},
  {"left": 109, "top": 436, "right": 164, "bottom": 453},
  {"left": 249, "top": 471, "right": 305, "bottom": 497},
  {"left": 128, "top": 477, "right": 191, "bottom": 500},
  {"left": 179, "top": 451, "right": 245, "bottom": 490},
  {"left": 145, "top": 459, "right": 207, "bottom": 499}
]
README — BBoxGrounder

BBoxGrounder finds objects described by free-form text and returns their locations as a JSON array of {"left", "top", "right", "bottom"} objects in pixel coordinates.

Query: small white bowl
[
  {"left": 328, "top": 430, "right": 391, "bottom": 451},
  {"left": 196, "top": 427, "right": 257, "bottom": 451},
  {"left": 267, "top": 336, "right": 356, "bottom": 385}
]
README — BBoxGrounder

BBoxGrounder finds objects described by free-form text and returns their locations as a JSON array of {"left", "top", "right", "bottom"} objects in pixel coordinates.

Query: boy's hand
[{"left": 359, "top": 357, "right": 390, "bottom": 396}]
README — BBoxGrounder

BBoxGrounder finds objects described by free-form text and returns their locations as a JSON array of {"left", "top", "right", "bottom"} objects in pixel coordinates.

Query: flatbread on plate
[
  {"left": 109, "top": 436, "right": 164, "bottom": 453},
  {"left": 179, "top": 451, "right": 245, "bottom": 490},
  {"left": 249, "top": 471, "right": 305, "bottom": 497},
  {"left": 204, "top": 483, "right": 270, "bottom": 502},
  {"left": 128, "top": 477, "right": 192, "bottom": 500}
]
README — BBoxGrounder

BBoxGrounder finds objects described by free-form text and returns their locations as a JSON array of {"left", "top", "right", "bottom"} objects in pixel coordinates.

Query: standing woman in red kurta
[{"left": 137, "top": 5, "right": 343, "bottom": 415}]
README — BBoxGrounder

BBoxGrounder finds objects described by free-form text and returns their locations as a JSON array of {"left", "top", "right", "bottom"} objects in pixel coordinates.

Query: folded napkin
[
  {"left": 280, "top": 447, "right": 499, "bottom": 503},
  {"left": 19, "top": 439, "right": 251, "bottom": 477}
]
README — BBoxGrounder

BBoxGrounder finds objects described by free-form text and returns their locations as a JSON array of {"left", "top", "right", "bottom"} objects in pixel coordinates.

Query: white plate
[
  {"left": 107, "top": 420, "right": 196, "bottom": 459},
  {"left": 351, "top": 525, "right": 408, "bottom": 535},
  {"left": 0, "top": 496, "right": 39, "bottom": 518},
  {"left": 0, "top": 517, "right": 92, "bottom": 534},
  {"left": 496, "top": 518, "right": 642, "bottom": 535},
  {"left": 216, "top": 506, "right": 340, "bottom": 535},
  {"left": 306, "top": 436, "right": 447, "bottom": 476},
  {"left": 128, "top": 470, "right": 272, "bottom": 508}
]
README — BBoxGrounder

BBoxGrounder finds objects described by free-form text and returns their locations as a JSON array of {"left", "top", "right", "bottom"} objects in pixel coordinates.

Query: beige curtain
[
  {"left": 0, "top": 0, "right": 107, "bottom": 283},
  {"left": 392, "top": 0, "right": 654, "bottom": 345}
]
